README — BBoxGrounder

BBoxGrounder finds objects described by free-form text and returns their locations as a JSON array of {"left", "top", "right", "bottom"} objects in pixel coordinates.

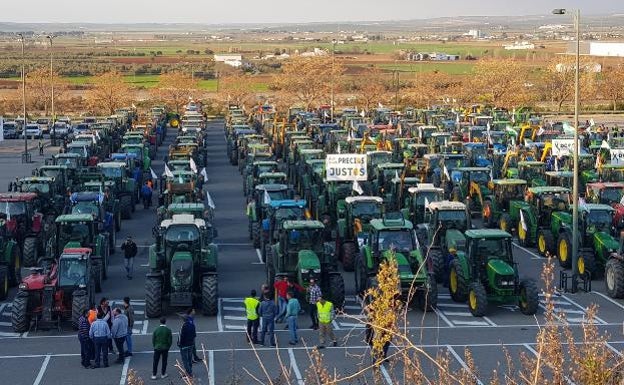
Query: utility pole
[
  {"left": 330, "top": 40, "right": 336, "bottom": 122},
  {"left": 47, "top": 35, "right": 56, "bottom": 146},
  {"left": 18, "top": 33, "right": 29, "bottom": 163}
]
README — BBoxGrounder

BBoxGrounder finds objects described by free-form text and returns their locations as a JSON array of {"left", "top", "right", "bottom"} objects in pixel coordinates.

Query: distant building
[
  {"left": 213, "top": 54, "right": 242, "bottom": 62},
  {"left": 466, "top": 30, "right": 483, "bottom": 39},
  {"left": 504, "top": 41, "right": 535, "bottom": 50},
  {"left": 406, "top": 52, "right": 459, "bottom": 61},
  {"left": 588, "top": 42, "right": 624, "bottom": 57}
]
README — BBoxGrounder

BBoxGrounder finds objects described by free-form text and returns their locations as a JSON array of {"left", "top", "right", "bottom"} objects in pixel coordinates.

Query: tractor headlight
[
  {"left": 313, "top": 269, "right": 321, "bottom": 274},
  {"left": 301, "top": 269, "right": 309, "bottom": 274},
  {"left": 19, "top": 283, "right": 28, "bottom": 290},
  {"left": 78, "top": 284, "right": 86, "bottom": 289}
]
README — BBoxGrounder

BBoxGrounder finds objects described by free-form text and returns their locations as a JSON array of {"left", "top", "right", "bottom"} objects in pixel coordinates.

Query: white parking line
[
  {"left": 33, "top": 354, "right": 51, "bottom": 385},
  {"left": 592, "top": 291, "right": 624, "bottom": 311},
  {"left": 288, "top": 348, "right": 305, "bottom": 385},
  {"left": 561, "top": 294, "right": 608, "bottom": 325},
  {"left": 379, "top": 363, "right": 394, "bottom": 384},
  {"left": 141, "top": 320, "right": 149, "bottom": 335},
  {"left": 217, "top": 298, "right": 223, "bottom": 332},
  {"left": 0, "top": 303, "right": 7, "bottom": 315},
  {"left": 119, "top": 357, "right": 131, "bottom": 385},
  {"left": 606, "top": 343, "right": 623, "bottom": 357},
  {"left": 433, "top": 308, "right": 455, "bottom": 327},
  {"left": 446, "top": 345, "right": 484, "bottom": 385},
  {"left": 208, "top": 350, "right": 215, "bottom": 385}
]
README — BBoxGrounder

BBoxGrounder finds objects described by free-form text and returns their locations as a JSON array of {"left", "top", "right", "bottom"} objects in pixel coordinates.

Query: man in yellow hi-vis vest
[
  {"left": 316, "top": 295, "right": 337, "bottom": 348},
  {"left": 244, "top": 290, "right": 260, "bottom": 344}
]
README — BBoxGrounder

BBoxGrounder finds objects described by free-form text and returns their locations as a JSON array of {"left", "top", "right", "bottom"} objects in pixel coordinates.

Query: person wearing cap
[
  {"left": 120, "top": 236, "right": 138, "bottom": 280},
  {"left": 444, "top": 247, "right": 457, "bottom": 288}
]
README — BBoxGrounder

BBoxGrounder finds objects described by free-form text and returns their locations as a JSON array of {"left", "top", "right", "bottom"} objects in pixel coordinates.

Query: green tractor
[
  {"left": 402, "top": 183, "right": 445, "bottom": 226},
  {"left": 247, "top": 184, "right": 291, "bottom": 248},
  {"left": 449, "top": 167, "right": 491, "bottom": 213},
  {"left": 146, "top": 214, "right": 219, "bottom": 317},
  {"left": 97, "top": 162, "right": 137, "bottom": 219},
  {"left": 16, "top": 176, "right": 65, "bottom": 216},
  {"left": 243, "top": 161, "right": 279, "bottom": 197},
  {"left": 354, "top": 215, "right": 437, "bottom": 311},
  {"left": 336, "top": 196, "right": 384, "bottom": 272},
  {"left": 544, "top": 171, "right": 573, "bottom": 189},
  {"left": 517, "top": 161, "right": 546, "bottom": 187},
  {"left": 481, "top": 179, "right": 528, "bottom": 229},
  {"left": 448, "top": 229, "right": 539, "bottom": 317},
  {"left": 508, "top": 186, "right": 571, "bottom": 248},
  {"left": 0, "top": 221, "right": 21, "bottom": 296},
  {"left": 55, "top": 213, "right": 110, "bottom": 293},
  {"left": 266, "top": 220, "right": 345, "bottom": 308},
  {"left": 260, "top": 200, "right": 308, "bottom": 263}
]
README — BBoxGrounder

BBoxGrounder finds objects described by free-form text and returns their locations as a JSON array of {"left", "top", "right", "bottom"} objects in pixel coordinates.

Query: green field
[{"left": 373, "top": 62, "right": 476, "bottom": 75}]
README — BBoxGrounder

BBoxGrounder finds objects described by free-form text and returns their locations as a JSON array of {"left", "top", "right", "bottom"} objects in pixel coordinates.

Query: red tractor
[
  {"left": 11, "top": 248, "right": 96, "bottom": 332},
  {"left": 586, "top": 182, "right": 624, "bottom": 230},
  {"left": 0, "top": 192, "right": 55, "bottom": 268}
]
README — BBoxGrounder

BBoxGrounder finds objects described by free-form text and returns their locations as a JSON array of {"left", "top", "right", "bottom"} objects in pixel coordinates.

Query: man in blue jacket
[{"left": 179, "top": 308, "right": 197, "bottom": 379}]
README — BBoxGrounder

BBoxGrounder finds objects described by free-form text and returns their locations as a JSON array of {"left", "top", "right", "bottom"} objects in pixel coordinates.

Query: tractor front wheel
[
  {"left": 252, "top": 222, "right": 261, "bottom": 249},
  {"left": 266, "top": 248, "right": 275, "bottom": 285},
  {"left": 341, "top": 242, "right": 356, "bottom": 272},
  {"left": 145, "top": 277, "right": 163, "bottom": 318},
  {"left": 0, "top": 266, "right": 8, "bottom": 300},
  {"left": 449, "top": 259, "right": 468, "bottom": 302},
  {"left": 468, "top": 282, "right": 488, "bottom": 317},
  {"left": 120, "top": 196, "right": 132, "bottom": 220},
  {"left": 202, "top": 275, "right": 218, "bottom": 316},
  {"left": 71, "top": 290, "right": 88, "bottom": 330},
  {"left": 578, "top": 248, "right": 597, "bottom": 279},
  {"left": 557, "top": 232, "right": 572, "bottom": 268},
  {"left": 518, "top": 279, "right": 539, "bottom": 315},
  {"left": 11, "top": 290, "right": 30, "bottom": 333},
  {"left": 537, "top": 230, "right": 554, "bottom": 257},
  {"left": 354, "top": 254, "right": 368, "bottom": 295},
  {"left": 328, "top": 274, "right": 345, "bottom": 310},
  {"left": 428, "top": 249, "right": 445, "bottom": 284},
  {"left": 415, "top": 275, "right": 438, "bottom": 312},
  {"left": 92, "top": 261, "right": 102, "bottom": 293},
  {"left": 115, "top": 212, "right": 121, "bottom": 232},
  {"left": 605, "top": 259, "right": 624, "bottom": 298},
  {"left": 22, "top": 237, "right": 38, "bottom": 268}
]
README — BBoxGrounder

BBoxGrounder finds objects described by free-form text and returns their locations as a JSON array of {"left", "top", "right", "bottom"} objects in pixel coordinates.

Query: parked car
[
  {"left": 2, "top": 121, "right": 18, "bottom": 139},
  {"left": 74, "top": 123, "right": 90, "bottom": 134},
  {"left": 36, "top": 118, "right": 51, "bottom": 134},
  {"left": 51, "top": 122, "right": 72, "bottom": 138},
  {"left": 23, "top": 124, "right": 43, "bottom": 139}
]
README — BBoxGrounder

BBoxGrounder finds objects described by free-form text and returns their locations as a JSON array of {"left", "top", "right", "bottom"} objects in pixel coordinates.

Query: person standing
[
  {"left": 78, "top": 309, "right": 92, "bottom": 368},
  {"left": 96, "top": 298, "right": 114, "bottom": 354},
  {"left": 120, "top": 236, "right": 137, "bottom": 280},
  {"left": 179, "top": 309, "right": 197, "bottom": 379},
  {"left": 152, "top": 317, "right": 172, "bottom": 380},
  {"left": 274, "top": 276, "right": 289, "bottom": 323},
  {"left": 38, "top": 139, "right": 44, "bottom": 156},
  {"left": 258, "top": 294, "right": 277, "bottom": 346},
  {"left": 123, "top": 297, "right": 135, "bottom": 357},
  {"left": 111, "top": 308, "right": 128, "bottom": 364},
  {"left": 316, "top": 296, "right": 337, "bottom": 348},
  {"left": 285, "top": 290, "right": 301, "bottom": 345},
  {"left": 140, "top": 181, "right": 153, "bottom": 209},
  {"left": 244, "top": 289, "right": 260, "bottom": 344},
  {"left": 89, "top": 312, "right": 111, "bottom": 368},
  {"left": 307, "top": 279, "right": 322, "bottom": 330}
]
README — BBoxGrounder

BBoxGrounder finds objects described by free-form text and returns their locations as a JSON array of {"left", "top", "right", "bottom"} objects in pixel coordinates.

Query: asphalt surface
[{"left": 0, "top": 121, "right": 623, "bottom": 384}]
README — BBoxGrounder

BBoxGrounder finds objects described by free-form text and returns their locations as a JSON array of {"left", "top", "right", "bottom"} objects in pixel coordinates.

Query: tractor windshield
[
  {"left": 541, "top": 193, "right": 570, "bottom": 210},
  {"left": 476, "top": 238, "right": 512, "bottom": 261},
  {"left": 415, "top": 191, "right": 442, "bottom": 205},
  {"left": 288, "top": 228, "right": 322, "bottom": 250},
  {"left": 267, "top": 190, "right": 288, "bottom": 201},
  {"left": 100, "top": 167, "right": 123, "bottom": 179},
  {"left": 21, "top": 182, "right": 50, "bottom": 194},
  {"left": 275, "top": 207, "right": 305, "bottom": 222},
  {"left": 165, "top": 224, "right": 200, "bottom": 243},
  {"left": 378, "top": 230, "right": 414, "bottom": 253},
  {"left": 601, "top": 187, "right": 623, "bottom": 204},
  {"left": 0, "top": 202, "right": 27, "bottom": 217},
  {"left": 59, "top": 222, "right": 91, "bottom": 244},
  {"left": 520, "top": 165, "right": 543, "bottom": 181},
  {"left": 40, "top": 168, "right": 62, "bottom": 179},
  {"left": 438, "top": 210, "right": 467, "bottom": 230},
  {"left": 257, "top": 165, "right": 275, "bottom": 175},
  {"left": 586, "top": 210, "right": 613, "bottom": 231},
  {"left": 72, "top": 202, "right": 99, "bottom": 216},
  {"left": 352, "top": 202, "right": 382, "bottom": 219},
  {"left": 58, "top": 258, "right": 87, "bottom": 287},
  {"left": 471, "top": 171, "right": 489, "bottom": 184}
]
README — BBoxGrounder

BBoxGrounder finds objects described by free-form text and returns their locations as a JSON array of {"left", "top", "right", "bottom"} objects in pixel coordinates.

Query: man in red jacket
[{"left": 274, "top": 276, "right": 289, "bottom": 323}]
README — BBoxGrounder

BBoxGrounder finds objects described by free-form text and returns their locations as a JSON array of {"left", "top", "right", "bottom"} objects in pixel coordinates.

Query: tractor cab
[
  {"left": 340, "top": 196, "right": 384, "bottom": 250},
  {"left": 545, "top": 171, "right": 574, "bottom": 189},
  {"left": 599, "top": 165, "right": 624, "bottom": 183},
  {"left": 405, "top": 183, "right": 445, "bottom": 225},
  {"left": 462, "top": 143, "right": 491, "bottom": 167},
  {"left": 279, "top": 220, "right": 326, "bottom": 281},
  {"left": 518, "top": 161, "right": 546, "bottom": 187},
  {"left": 52, "top": 153, "right": 83, "bottom": 169},
  {"left": 57, "top": 248, "right": 92, "bottom": 291},
  {"left": 372, "top": 163, "right": 405, "bottom": 197},
  {"left": 424, "top": 201, "right": 470, "bottom": 252},
  {"left": 449, "top": 167, "right": 491, "bottom": 207}
]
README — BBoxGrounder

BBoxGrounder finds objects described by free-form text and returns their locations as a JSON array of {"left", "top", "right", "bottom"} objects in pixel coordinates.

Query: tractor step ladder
[{"left": 559, "top": 271, "right": 591, "bottom": 293}]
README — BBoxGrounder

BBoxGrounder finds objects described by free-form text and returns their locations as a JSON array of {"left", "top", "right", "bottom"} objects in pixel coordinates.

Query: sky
[{"left": 2, "top": 0, "right": 621, "bottom": 24}]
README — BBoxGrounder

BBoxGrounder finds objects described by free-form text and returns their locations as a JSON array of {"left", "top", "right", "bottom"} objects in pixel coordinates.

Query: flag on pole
[
  {"left": 337, "top": 143, "right": 341, "bottom": 154},
  {"left": 424, "top": 196, "right": 430, "bottom": 217},
  {"left": 554, "top": 157, "right": 559, "bottom": 172},
  {"left": 263, "top": 190, "right": 271, "bottom": 205},
  {"left": 489, "top": 167, "right": 494, "bottom": 181},
  {"left": 201, "top": 167, "right": 208, "bottom": 181},
  {"left": 150, "top": 168, "right": 158, "bottom": 180},
  {"left": 360, "top": 110, "right": 365, "bottom": 118},
  {"left": 601, "top": 140, "right": 611, "bottom": 150},
  {"left": 206, "top": 191, "right": 216, "bottom": 210},
  {"left": 164, "top": 164, "right": 174, "bottom": 178},
  {"left": 590, "top": 118, "right": 595, "bottom": 127},
  {"left": 352, "top": 180, "right": 363, "bottom": 195},
  {"left": 393, "top": 170, "right": 400, "bottom": 183},
  {"left": 520, "top": 210, "right": 527, "bottom": 231},
  {"left": 443, "top": 165, "right": 450, "bottom": 180},
  {"left": 536, "top": 126, "right": 545, "bottom": 136},
  {"left": 189, "top": 157, "right": 198, "bottom": 173}
]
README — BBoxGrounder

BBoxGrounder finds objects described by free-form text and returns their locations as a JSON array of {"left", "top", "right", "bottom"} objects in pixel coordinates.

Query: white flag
[
  {"left": 347, "top": 131, "right": 354, "bottom": 142},
  {"left": 189, "top": 158, "right": 198, "bottom": 173},
  {"left": 337, "top": 143, "right": 341, "bottom": 154},
  {"left": 601, "top": 140, "right": 611, "bottom": 150},
  {"left": 554, "top": 157, "right": 559, "bottom": 172},
  {"left": 150, "top": 167, "right": 158, "bottom": 180},
  {"left": 595, "top": 154, "right": 601, "bottom": 169},
  {"left": 201, "top": 167, "right": 208, "bottom": 180},
  {"left": 352, "top": 180, "right": 363, "bottom": 195},
  {"left": 393, "top": 170, "right": 400, "bottom": 183},
  {"left": 164, "top": 164, "right": 174, "bottom": 178},
  {"left": 489, "top": 167, "right": 494, "bottom": 181},
  {"left": 424, "top": 196, "right": 430, "bottom": 217},
  {"left": 360, "top": 110, "right": 365, "bottom": 118},
  {"left": 520, "top": 210, "right": 527, "bottom": 231},
  {"left": 263, "top": 190, "right": 271, "bottom": 205},
  {"left": 536, "top": 127, "right": 545, "bottom": 136},
  {"left": 590, "top": 118, "right": 595, "bottom": 127},
  {"left": 206, "top": 191, "right": 216, "bottom": 210},
  {"left": 443, "top": 165, "right": 450, "bottom": 180}
]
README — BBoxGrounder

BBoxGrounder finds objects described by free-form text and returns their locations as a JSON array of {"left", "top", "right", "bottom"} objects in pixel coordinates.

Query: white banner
[
  {"left": 325, "top": 154, "right": 367, "bottom": 181},
  {"left": 551, "top": 139, "right": 577, "bottom": 156},
  {"left": 610, "top": 149, "right": 624, "bottom": 165}
]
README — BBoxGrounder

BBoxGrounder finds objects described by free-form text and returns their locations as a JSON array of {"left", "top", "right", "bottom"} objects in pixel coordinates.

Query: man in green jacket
[{"left": 152, "top": 317, "right": 172, "bottom": 380}]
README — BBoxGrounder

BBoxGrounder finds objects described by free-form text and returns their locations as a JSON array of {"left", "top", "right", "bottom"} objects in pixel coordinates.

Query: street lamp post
[
  {"left": 46, "top": 35, "right": 56, "bottom": 146},
  {"left": 330, "top": 40, "right": 336, "bottom": 122},
  {"left": 17, "top": 33, "right": 28, "bottom": 163},
  {"left": 553, "top": 8, "right": 581, "bottom": 291}
]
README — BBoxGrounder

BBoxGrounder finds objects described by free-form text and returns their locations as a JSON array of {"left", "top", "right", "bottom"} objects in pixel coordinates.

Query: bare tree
[
  {"left": 353, "top": 67, "right": 389, "bottom": 113},
  {"left": 219, "top": 74, "right": 255, "bottom": 109},
  {"left": 26, "top": 67, "right": 68, "bottom": 114},
  {"left": 601, "top": 64, "right": 624, "bottom": 111},
  {"left": 471, "top": 58, "right": 532, "bottom": 108},
  {"left": 151, "top": 72, "right": 198, "bottom": 114},
  {"left": 87, "top": 72, "right": 132, "bottom": 114},
  {"left": 539, "top": 56, "right": 596, "bottom": 112}
]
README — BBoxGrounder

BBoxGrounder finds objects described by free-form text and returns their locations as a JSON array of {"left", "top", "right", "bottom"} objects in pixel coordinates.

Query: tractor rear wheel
[
  {"left": 328, "top": 274, "right": 345, "bottom": 310},
  {"left": 252, "top": 222, "right": 261, "bottom": 249},
  {"left": 266, "top": 248, "right": 276, "bottom": 286},
  {"left": 449, "top": 259, "right": 468, "bottom": 302},
  {"left": 202, "top": 275, "right": 218, "bottom": 316},
  {"left": 578, "top": 248, "right": 597, "bottom": 279},
  {"left": 109, "top": 231, "right": 116, "bottom": 254},
  {"left": 468, "top": 282, "right": 488, "bottom": 317},
  {"left": 354, "top": 254, "right": 368, "bottom": 295},
  {"left": 341, "top": 242, "right": 356, "bottom": 272},
  {"left": 537, "top": 230, "right": 554, "bottom": 257},
  {"left": 428, "top": 249, "right": 445, "bottom": 284},
  {"left": 518, "top": 279, "right": 539, "bottom": 315},
  {"left": 71, "top": 290, "right": 88, "bottom": 330},
  {"left": 92, "top": 261, "right": 102, "bottom": 293},
  {"left": 605, "top": 259, "right": 624, "bottom": 298},
  {"left": 115, "top": 212, "right": 121, "bottom": 232},
  {"left": 22, "top": 237, "right": 38, "bottom": 268},
  {"left": 120, "top": 196, "right": 132, "bottom": 220},
  {"left": 8, "top": 246, "right": 21, "bottom": 287},
  {"left": 557, "top": 232, "right": 572, "bottom": 268},
  {"left": 0, "top": 266, "right": 8, "bottom": 300},
  {"left": 499, "top": 213, "right": 512, "bottom": 234},
  {"left": 11, "top": 290, "right": 30, "bottom": 333},
  {"left": 145, "top": 277, "right": 163, "bottom": 318},
  {"left": 415, "top": 275, "right": 438, "bottom": 312}
]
